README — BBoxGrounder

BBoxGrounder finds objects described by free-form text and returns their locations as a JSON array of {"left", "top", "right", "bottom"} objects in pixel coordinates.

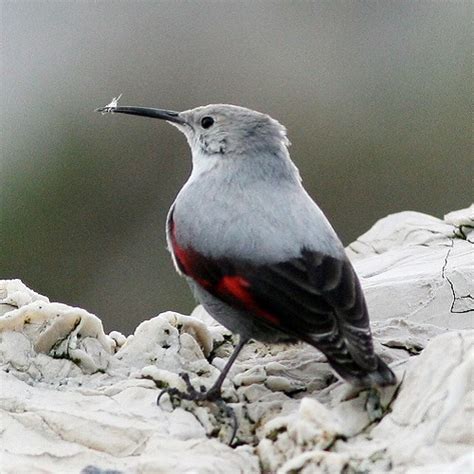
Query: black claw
[
  {"left": 157, "top": 387, "right": 179, "bottom": 407},
  {"left": 155, "top": 372, "right": 239, "bottom": 445},
  {"left": 215, "top": 398, "right": 239, "bottom": 445}
]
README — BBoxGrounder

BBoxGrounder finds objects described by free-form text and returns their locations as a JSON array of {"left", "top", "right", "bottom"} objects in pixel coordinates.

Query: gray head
[
  {"left": 175, "top": 104, "right": 290, "bottom": 157},
  {"left": 97, "top": 101, "right": 290, "bottom": 158}
]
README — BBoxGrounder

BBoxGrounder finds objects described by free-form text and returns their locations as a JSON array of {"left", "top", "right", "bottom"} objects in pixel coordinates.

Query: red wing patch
[
  {"left": 217, "top": 275, "right": 280, "bottom": 326},
  {"left": 169, "top": 212, "right": 280, "bottom": 327},
  {"left": 168, "top": 216, "right": 210, "bottom": 288},
  {"left": 217, "top": 276, "right": 251, "bottom": 304}
]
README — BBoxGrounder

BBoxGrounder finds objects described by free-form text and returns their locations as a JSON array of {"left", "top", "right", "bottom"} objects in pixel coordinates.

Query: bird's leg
[
  {"left": 157, "top": 337, "right": 248, "bottom": 445},
  {"left": 203, "top": 337, "right": 249, "bottom": 400},
  {"left": 157, "top": 337, "right": 248, "bottom": 404}
]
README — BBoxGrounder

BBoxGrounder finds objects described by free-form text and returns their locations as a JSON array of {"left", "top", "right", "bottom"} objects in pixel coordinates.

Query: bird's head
[
  {"left": 97, "top": 101, "right": 290, "bottom": 158},
  {"left": 176, "top": 104, "right": 290, "bottom": 157}
]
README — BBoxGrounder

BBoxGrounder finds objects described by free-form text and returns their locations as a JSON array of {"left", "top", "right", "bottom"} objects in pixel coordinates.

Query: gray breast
[{"left": 171, "top": 172, "right": 345, "bottom": 264}]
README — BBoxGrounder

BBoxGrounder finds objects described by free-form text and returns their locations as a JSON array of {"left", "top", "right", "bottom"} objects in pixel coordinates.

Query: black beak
[{"left": 95, "top": 105, "right": 186, "bottom": 124}]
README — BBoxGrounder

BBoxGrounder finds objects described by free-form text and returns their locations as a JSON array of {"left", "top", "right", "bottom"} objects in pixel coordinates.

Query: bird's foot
[
  {"left": 157, "top": 372, "right": 221, "bottom": 404},
  {"left": 365, "top": 387, "right": 384, "bottom": 422},
  {"left": 157, "top": 372, "right": 238, "bottom": 445}
]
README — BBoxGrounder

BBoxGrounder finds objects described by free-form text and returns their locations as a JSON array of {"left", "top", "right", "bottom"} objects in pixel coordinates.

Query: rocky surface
[{"left": 1, "top": 206, "right": 473, "bottom": 474}]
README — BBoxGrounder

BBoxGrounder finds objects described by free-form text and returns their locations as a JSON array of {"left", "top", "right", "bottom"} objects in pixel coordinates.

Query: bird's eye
[{"left": 201, "top": 116, "right": 214, "bottom": 129}]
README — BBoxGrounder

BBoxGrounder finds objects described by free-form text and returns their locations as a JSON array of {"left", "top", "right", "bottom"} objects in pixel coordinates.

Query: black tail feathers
[{"left": 329, "top": 355, "right": 397, "bottom": 388}]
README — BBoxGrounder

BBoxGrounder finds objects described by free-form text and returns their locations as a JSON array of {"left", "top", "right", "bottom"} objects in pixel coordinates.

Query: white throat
[{"left": 188, "top": 150, "right": 223, "bottom": 182}]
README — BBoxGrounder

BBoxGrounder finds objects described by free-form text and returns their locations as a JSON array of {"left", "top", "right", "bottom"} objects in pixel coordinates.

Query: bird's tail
[{"left": 328, "top": 354, "right": 397, "bottom": 388}]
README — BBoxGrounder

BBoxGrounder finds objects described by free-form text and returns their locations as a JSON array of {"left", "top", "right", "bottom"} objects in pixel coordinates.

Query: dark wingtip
[
  {"left": 371, "top": 356, "right": 397, "bottom": 387},
  {"left": 329, "top": 355, "right": 397, "bottom": 388}
]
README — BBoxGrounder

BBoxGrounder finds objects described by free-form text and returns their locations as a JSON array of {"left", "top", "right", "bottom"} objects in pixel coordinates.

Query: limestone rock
[
  {"left": 347, "top": 205, "right": 474, "bottom": 329},
  {"left": 1, "top": 206, "right": 472, "bottom": 473}
]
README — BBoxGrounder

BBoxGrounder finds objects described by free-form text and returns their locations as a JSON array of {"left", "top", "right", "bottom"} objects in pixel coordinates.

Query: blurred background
[{"left": 1, "top": 1, "right": 471, "bottom": 334}]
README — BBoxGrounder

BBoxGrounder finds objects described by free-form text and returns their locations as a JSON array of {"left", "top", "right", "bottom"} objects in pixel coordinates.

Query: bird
[{"left": 96, "top": 99, "right": 396, "bottom": 404}]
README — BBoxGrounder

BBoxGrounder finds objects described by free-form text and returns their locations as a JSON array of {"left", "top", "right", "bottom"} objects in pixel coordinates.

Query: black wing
[
  {"left": 238, "top": 250, "right": 379, "bottom": 372},
  {"left": 169, "top": 213, "right": 395, "bottom": 386}
]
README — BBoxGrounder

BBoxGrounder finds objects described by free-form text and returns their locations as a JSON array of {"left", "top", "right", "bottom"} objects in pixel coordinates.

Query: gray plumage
[
  {"left": 98, "top": 101, "right": 396, "bottom": 389},
  {"left": 169, "top": 105, "right": 346, "bottom": 262}
]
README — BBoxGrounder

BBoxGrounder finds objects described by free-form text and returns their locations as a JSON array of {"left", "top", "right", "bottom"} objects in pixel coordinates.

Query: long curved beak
[{"left": 95, "top": 103, "right": 186, "bottom": 124}]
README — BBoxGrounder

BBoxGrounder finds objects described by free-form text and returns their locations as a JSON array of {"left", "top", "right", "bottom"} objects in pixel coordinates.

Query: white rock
[
  {"left": 108, "top": 330, "right": 127, "bottom": 350},
  {"left": 444, "top": 204, "right": 474, "bottom": 230},
  {"left": 370, "top": 330, "right": 473, "bottom": 470},
  {"left": 406, "top": 452, "right": 474, "bottom": 474},
  {"left": 0, "top": 207, "right": 472, "bottom": 473},
  {"left": 347, "top": 207, "right": 474, "bottom": 329},
  {"left": 0, "top": 278, "right": 49, "bottom": 308},
  {"left": 0, "top": 299, "right": 114, "bottom": 377},
  {"left": 234, "top": 365, "right": 267, "bottom": 386},
  {"left": 277, "top": 450, "right": 350, "bottom": 474}
]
